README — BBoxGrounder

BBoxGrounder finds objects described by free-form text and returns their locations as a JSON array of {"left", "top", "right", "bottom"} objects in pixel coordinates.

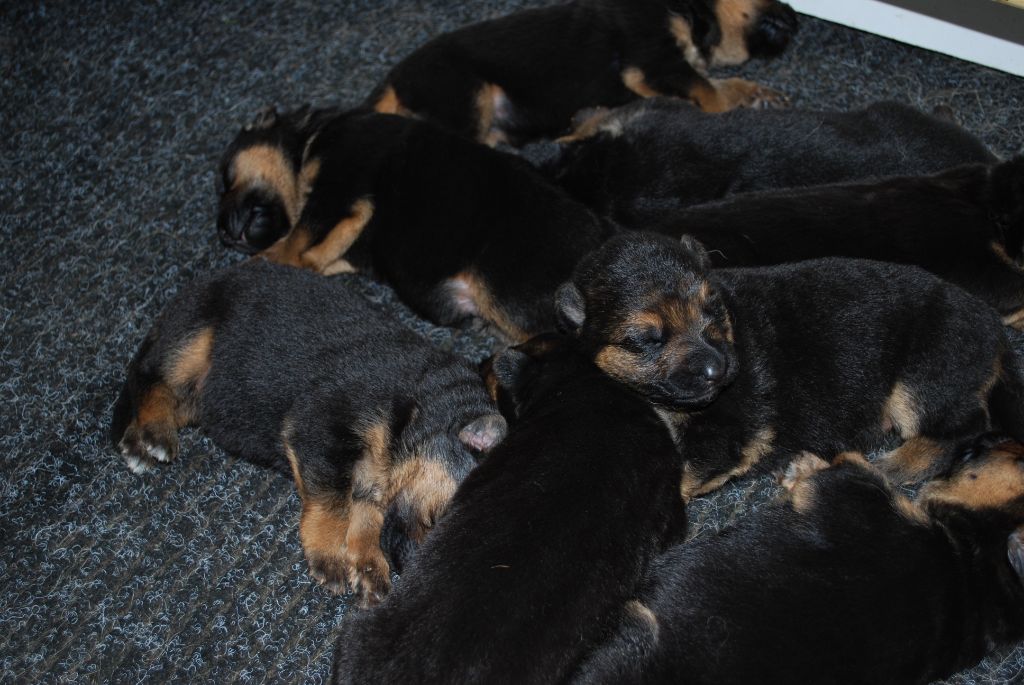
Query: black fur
[
  {"left": 558, "top": 233, "right": 1024, "bottom": 494},
  {"left": 574, "top": 446, "right": 1024, "bottom": 684},
  {"left": 218, "top": 109, "right": 618, "bottom": 342},
  {"left": 331, "top": 336, "right": 687, "bottom": 684},
  {"left": 543, "top": 98, "right": 997, "bottom": 226},
  {"left": 111, "top": 261, "right": 505, "bottom": 606},
  {"left": 646, "top": 158, "right": 1024, "bottom": 320},
  {"left": 368, "top": 0, "right": 797, "bottom": 144}
]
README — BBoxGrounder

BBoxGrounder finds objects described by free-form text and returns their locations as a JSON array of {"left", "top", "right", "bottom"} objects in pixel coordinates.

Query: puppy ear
[
  {"left": 678, "top": 235, "right": 712, "bottom": 271},
  {"left": 247, "top": 105, "right": 279, "bottom": 131},
  {"left": 555, "top": 282, "right": 586, "bottom": 333},
  {"left": 458, "top": 414, "right": 508, "bottom": 454},
  {"left": 1008, "top": 528, "right": 1024, "bottom": 579}
]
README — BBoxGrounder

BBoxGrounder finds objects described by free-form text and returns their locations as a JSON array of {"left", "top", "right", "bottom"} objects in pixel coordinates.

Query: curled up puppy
[
  {"left": 557, "top": 233, "right": 1024, "bottom": 497},
  {"left": 110, "top": 261, "right": 505, "bottom": 606},
  {"left": 332, "top": 336, "right": 687, "bottom": 684},
  {"left": 368, "top": 0, "right": 798, "bottom": 144},
  {"left": 574, "top": 440, "right": 1024, "bottom": 684}
]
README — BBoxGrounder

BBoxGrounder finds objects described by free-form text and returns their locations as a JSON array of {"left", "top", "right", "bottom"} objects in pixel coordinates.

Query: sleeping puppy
[
  {"left": 368, "top": 0, "right": 798, "bottom": 144},
  {"left": 557, "top": 233, "right": 1024, "bottom": 497},
  {"left": 649, "top": 157, "right": 1024, "bottom": 325},
  {"left": 574, "top": 442, "right": 1024, "bottom": 685},
  {"left": 217, "top": 108, "right": 617, "bottom": 342},
  {"left": 331, "top": 336, "right": 687, "bottom": 684},
  {"left": 543, "top": 98, "right": 997, "bottom": 225},
  {"left": 110, "top": 261, "right": 505, "bottom": 607}
]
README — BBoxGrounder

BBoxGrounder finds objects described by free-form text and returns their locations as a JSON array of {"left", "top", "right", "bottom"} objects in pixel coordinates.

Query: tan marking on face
[
  {"left": 880, "top": 436, "right": 945, "bottom": 485},
  {"left": 373, "top": 85, "right": 413, "bottom": 117},
  {"left": 882, "top": 382, "right": 920, "bottom": 437},
  {"left": 711, "top": 0, "right": 759, "bottom": 66},
  {"left": 625, "top": 600, "right": 660, "bottom": 637},
  {"left": 668, "top": 14, "right": 708, "bottom": 73},
  {"left": 682, "top": 426, "right": 775, "bottom": 498},
  {"left": 622, "top": 67, "right": 660, "bottom": 98},
  {"left": 166, "top": 327, "right": 214, "bottom": 391},
  {"left": 595, "top": 344, "right": 643, "bottom": 388},
  {"left": 231, "top": 144, "right": 301, "bottom": 225},
  {"left": 921, "top": 442, "right": 1024, "bottom": 512},
  {"left": 298, "top": 198, "right": 375, "bottom": 273},
  {"left": 782, "top": 451, "right": 829, "bottom": 513},
  {"left": 386, "top": 457, "right": 460, "bottom": 543},
  {"left": 448, "top": 271, "right": 529, "bottom": 343}
]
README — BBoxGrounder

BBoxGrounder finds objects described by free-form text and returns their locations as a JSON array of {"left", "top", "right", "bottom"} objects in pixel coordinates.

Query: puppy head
[
  {"left": 921, "top": 435, "right": 1024, "bottom": 521},
  {"left": 216, "top": 105, "right": 320, "bottom": 253},
  {"left": 706, "top": 0, "right": 798, "bottom": 66},
  {"left": 557, "top": 233, "right": 738, "bottom": 409}
]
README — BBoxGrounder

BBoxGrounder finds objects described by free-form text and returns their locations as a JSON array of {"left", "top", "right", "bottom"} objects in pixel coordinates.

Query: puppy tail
[
  {"left": 989, "top": 157, "right": 1024, "bottom": 262},
  {"left": 990, "top": 350, "right": 1024, "bottom": 444}
]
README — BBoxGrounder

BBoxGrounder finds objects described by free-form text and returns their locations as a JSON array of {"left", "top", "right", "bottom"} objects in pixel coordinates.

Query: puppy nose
[{"left": 703, "top": 357, "right": 726, "bottom": 383}]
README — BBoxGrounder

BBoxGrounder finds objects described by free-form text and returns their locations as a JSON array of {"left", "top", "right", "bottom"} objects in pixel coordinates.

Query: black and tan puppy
[
  {"left": 368, "top": 0, "right": 798, "bottom": 144},
  {"left": 110, "top": 261, "right": 505, "bottom": 606},
  {"left": 648, "top": 157, "right": 1024, "bottom": 324},
  {"left": 331, "top": 336, "right": 687, "bottom": 684},
  {"left": 558, "top": 233, "right": 1024, "bottom": 496},
  {"left": 575, "top": 443, "right": 1024, "bottom": 684},
  {"left": 217, "top": 108, "right": 617, "bottom": 342},
  {"left": 544, "top": 98, "right": 996, "bottom": 225}
]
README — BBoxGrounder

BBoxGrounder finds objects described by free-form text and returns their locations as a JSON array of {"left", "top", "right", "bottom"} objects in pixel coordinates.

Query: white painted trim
[{"left": 789, "top": 0, "right": 1024, "bottom": 76}]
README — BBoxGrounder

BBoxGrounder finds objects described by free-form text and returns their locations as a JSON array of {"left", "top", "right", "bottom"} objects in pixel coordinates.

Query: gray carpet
[{"left": 3, "top": 1, "right": 1024, "bottom": 682}]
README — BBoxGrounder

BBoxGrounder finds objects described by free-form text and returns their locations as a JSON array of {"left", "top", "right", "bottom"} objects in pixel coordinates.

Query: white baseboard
[{"left": 789, "top": 0, "right": 1024, "bottom": 77}]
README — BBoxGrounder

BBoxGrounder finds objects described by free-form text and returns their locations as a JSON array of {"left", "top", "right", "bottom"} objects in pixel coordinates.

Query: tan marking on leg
[
  {"left": 1003, "top": 309, "right": 1024, "bottom": 330},
  {"left": 301, "top": 495, "right": 353, "bottom": 592},
  {"left": 882, "top": 382, "right": 920, "bottom": 437},
  {"left": 625, "top": 600, "right": 660, "bottom": 638},
  {"left": 281, "top": 421, "right": 305, "bottom": 494},
  {"left": 991, "top": 241, "right": 1023, "bottom": 270},
  {"left": 231, "top": 144, "right": 301, "bottom": 224},
  {"left": 448, "top": 271, "right": 529, "bottom": 343},
  {"left": 387, "top": 457, "right": 460, "bottom": 543},
  {"left": 894, "top": 494, "right": 929, "bottom": 525},
  {"left": 476, "top": 83, "right": 509, "bottom": 146},
  {"left": 682, "top": 426, "right": 775, "bottom": 498},
  {"left": 781, "top": 451, "right": 829, "bottom": 513},
  {"left": 689, "top": 78, "right": 786, "bottom": 113},
  {"left": 979, "top": 356, "right": 1003, "bottom": 414},
  {"left": 166, "top": 327, "right": 214, "bottom": 390},
  {"left": 622, "top": 67, "right": 660, "bottom": 98},
  {"left": 262, "top": 226, "right": 313, "bottom": 267},
  {"left": 880, "top": 436, "right": 944, "bottom": 484},
  {"left": 344, "top": 499, "right": 390, "bottom": 607},
  {"left": 298, "top": 157, "right": 321, "bottom": 205},
  {"left": 555, "top": 107, "right": 614, "bottom": 144},
  {"left": 668, "top": 14, "right": 708, "bottom": 72},
  {"left": 373, "top": 85, "right": 413, "bottom": 117},
  {"left": 298, "top": 199, "right": 375, "bottom": 273},
  {"left": 321, "top": 259, "right": 357, "bottom": 277}
]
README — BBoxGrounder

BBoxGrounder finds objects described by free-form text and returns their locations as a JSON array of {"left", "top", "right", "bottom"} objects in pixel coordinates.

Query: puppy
[
  {"left": 217, "top": 108, "right": 617, "bottom": 342},
  {"left": 368, "top": 0, "right": 798, "bottom": 144},
  {"left": 574, "top": 443, "right": 1024, "bottom": 684},
  {"left": 544, "top": 98, "right": 997, "bottom": 225},
  {"left": 648, "top": 158, "right": 1024, "bottom": 324},
  {"left": 110, "top": 261, "right": 505, "bottom": 606},
  {"left": 557, "top": 233, "right": 1024, "bottom": 497},
  {"left": 331, "top": 335, "right": 687, "bottom": 684}
]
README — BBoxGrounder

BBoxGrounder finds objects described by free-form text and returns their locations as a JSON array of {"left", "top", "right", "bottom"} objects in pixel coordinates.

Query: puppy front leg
[
  {"left": 262, "top": 197, "right": 374, "bottom": 275},
  {"left": 624, "top": 60, "right": 788, "bottom": 113}
]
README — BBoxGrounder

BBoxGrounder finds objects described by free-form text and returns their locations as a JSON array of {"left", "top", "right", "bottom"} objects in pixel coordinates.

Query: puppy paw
[
  {"left": 780, "top": 451, "right": 829, "bottom": 491},
  {"left": 345, "top": 547, "right": 392, "bottom": 609},
  {"left": 118, "top": 421, "right": 178, "bottom": 474},
  {"left": 307, "top": 550, "right": 350, "bottom": 595},
  {"left": 709, "top": 78, "right": 789, "bottom": 111}
]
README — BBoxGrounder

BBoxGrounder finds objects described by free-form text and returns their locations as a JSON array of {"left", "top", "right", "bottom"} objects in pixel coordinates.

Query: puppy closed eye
[{"left": 623, "top": 327, "right": 665, "bottom": 353}]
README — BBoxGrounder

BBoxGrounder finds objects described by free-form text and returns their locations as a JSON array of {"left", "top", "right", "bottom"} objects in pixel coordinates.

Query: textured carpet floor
[{"left": 3, "top": 1, "right": 1024, "bottom": 683}]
